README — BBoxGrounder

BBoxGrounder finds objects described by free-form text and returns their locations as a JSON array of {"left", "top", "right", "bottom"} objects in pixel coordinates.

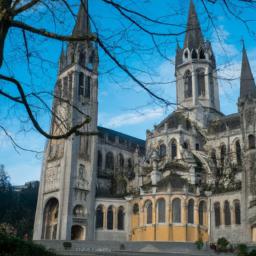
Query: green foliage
[
  {"left": 63, "top": 241, "right": 72, "bottom": 249},
  {"left": 236, "top": 244, "right": 248, "bottom": 256},
  {"left": 217, "top": 237, "right": 229, "bottom": 251},
  {"left": 0, "top": 232, "right": 57, "bottom": 256},
  {"left": 249, "top": 250, "right": 256, "bottom": 256},
  {"left": 0, "top": 168, "right": 39, "bottom": 240},
  {"left": 195, "top": 238, "right": 204, "bottom": 250}
]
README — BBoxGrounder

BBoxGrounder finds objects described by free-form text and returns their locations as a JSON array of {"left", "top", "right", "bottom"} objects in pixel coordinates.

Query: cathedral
[{"left": 33, "top": 0, "right": 256, "bottom": 244}]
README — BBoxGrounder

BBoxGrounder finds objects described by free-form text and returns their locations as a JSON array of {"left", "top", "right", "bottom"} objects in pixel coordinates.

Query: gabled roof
[
  {"left": 240, "top": 45, "right": 256, "bottom": 99},
  {"left": 184, "top": 0, "right": 204, "bottom": 49}
]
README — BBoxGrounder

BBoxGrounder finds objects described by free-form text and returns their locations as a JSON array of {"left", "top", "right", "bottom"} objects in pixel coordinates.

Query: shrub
[
  {"left": 236, "top": 243, "right": 248, "bottom": 256},
  {"left": 0, "top": 232, "right": 57, "bottom": 256},
  {"left": 249, "top": 249, "right": 256, "bottom": 256},
  {"left": 195, "top": 238, "right": 204, "bottom": 250},
  {"left": 63, "top": 241, "right": 72, "bottom": 249},
  {"left": 217, "top": 237, "right": 229, "bottom": 252}
]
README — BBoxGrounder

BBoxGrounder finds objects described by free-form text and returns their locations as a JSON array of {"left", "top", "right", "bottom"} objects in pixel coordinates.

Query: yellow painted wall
[{"left": 130, "top": 195, "right": 209, "bottom": 242}]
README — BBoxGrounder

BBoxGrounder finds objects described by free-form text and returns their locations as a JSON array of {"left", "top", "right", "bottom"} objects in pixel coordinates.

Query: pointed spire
[
  {"left": 184, "top": 0, "right": 204, "bottom": 49},
  {"left": 240, "top": 44, "right": 256, "bottom": 99},
  {"left": 72, "top": 0, "right": 90, "bottom": 36}
]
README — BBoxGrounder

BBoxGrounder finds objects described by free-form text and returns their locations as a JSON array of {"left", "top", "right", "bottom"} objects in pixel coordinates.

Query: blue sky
[{"left": 1, "top": 0, "right": 256, "bottom": 185}]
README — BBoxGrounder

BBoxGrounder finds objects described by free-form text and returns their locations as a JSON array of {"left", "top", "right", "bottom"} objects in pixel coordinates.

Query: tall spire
[
  {"left": 184, "top": 0, "right": 204, "bottom": 49},
  {"left": 240, "top": 44, "right": 256, "bottom": 99},
  {"left": 72, "top": 0, "right": 90, "bottom": 35}
]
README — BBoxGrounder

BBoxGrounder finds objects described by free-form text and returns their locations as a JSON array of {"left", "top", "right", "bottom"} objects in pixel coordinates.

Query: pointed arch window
[
  {"left": 159, "top": 144, "right": 166, "bottom": 158},
  {"left": 234, "top": 200, "right": 241, "bottom": 225},
  {"left": 199, "top": 48, "right": 205, "bottom": 59},
  {"left": 79, "top": 52, "right": 85, "bottom": 66},
  {"left": 224, "top": 201, "right": 231, "bottom": 226},
  {"left": 199, "top": 201, "right": 207, "bottom": 226},
  {"left": 235, "top": 140, "right": 242, "bottom": 165},
  {"left": 211, "top": 149, "right": 217, "bottom": 166},
  {"left": 197, "top": 68, "right": 206, "bottom": 96},
  {"left": 145, "top": 200, "right": 152, "bottom": 224},
  {"left": 107, "top": 206, "right": 114, "bottom": 230},
  {"left": 172, "top": 198, "right": 181, "bottom": 223},
  {"left": 209, "top": 72, "right": 215, "bottom": 104},
  {"left": 119, "top": 153, "right": 124, "bottom": 171},
  {"left": 157, "top": 199, "right": 166, "bottom": 223},
  {"left": 105, "top": 152, "right": 114, "bottom": 173},
  {"left": 117, "top": 206, "right": 125, "bottom": 230},
  {"left": 97, "top": 151, "right": 102, "bottom": 174},
  {"left": 248, "top": 134, "right": 255, "bottom": 149},
  {"left": 220, "top": 144, "right": 226, "bottom": 167},
  {"left": 78, "top": 72, "right": 84, "bottom": 96},
  {"left": 214, "top": 202, "right": 221, "bottom": 227},
  {"left": 171, "top": 139, "right": 177, "bottom": 160},
  {"left": 191, "top": 49, "right": 198, "bottom": 59},
  {"left": 188, "top": 199, "right": 194, "bottom": 224},
  {"left": 96, "top": 205, "right": 104, "bottom": 228},
  {"left": 184, "top": 70, "right": 192, "bottom": 98},
  {"left": 85, "top": 76, "right": 91, "bottom": 98}
]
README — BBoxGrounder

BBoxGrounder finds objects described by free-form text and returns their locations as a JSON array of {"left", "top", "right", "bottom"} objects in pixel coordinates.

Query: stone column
[
  {"left": 192, "top": 65, "right": 197, "bottom": 106},
  {"left": 103, "top": 207, "right": 107, "bottom": 229},
  {"left": 113, "top": 207, "right": 117, "bottom": 230},
  {"left": 205, "top": 66, "right": 210, "bottom": 103}
]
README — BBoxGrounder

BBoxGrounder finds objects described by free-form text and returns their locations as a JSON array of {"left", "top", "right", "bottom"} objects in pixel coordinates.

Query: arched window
[
  {"left": 133, "top": 203, "right": 139, "bottom": 214},
  {"left": 235, "top": 140, "right": 242, "bottom": 165},
  {"left": 73, "top": 205, "right": 84, "bottom": 217},
  {"left": 234, "top": 200, "right": 241, "bottom": 225},
  {"left": 78, "top": 72, "right": 84, "bottom": 96},
  {"left": 199, "top": 201, "right": 207, "bottom": 226},
  {"left": 71, "top": 225, "right": 84, "bottom": 240},
  {"left": 199, "top": 48, "right": 205, "bottom": 59},
  {"left": 157, "top": 199, "right": 166, "bottom": 223},
  {"left": 105, "top": 152, "right": 114, "bottom": 172},
  {"left": 191, "top": 49, "right": 198, "bottom": 59},
  {"left": 248, "top": 134, "right": 255, "bottom": 149},
  {"left": 42, "top": 198, "right": 59, "bottom": 240},
  {"left": 145, "top": 200, "right": 152, "bottom": 224},
  {"left": 84, "top": 76, "right": 91, "bottom": 98},
  {"left": 220, "top": 144, "right": 226, "bottom": 167},
  {"left": 159, "top": 144, "right": 166, "bottom": 158},
  {"left": 117, "top": 206, "right": 125, "bottom": 230},
  {"left": 214, "top": 202, "right": 221, "bottom": 227},
  {"left": 224, "top": 201, "right": 231, "bottom": 226},
  {"left": 197, "top": 68, "right": 205, "bottom": 96},
  {"left": 211, "top": 149, "right": 217, "bottom": 166},
  {"left": 188, "top": 199, "right": 194, "bottom": 224},
  {"left": 119, "top": 153, "right": 124, "bottom": 171},
  {"left": 96, "top": 205, "right": 104, "bottom": 228},
  {"left": 79, "top": 52, "right": 85, "bottom": 66},
  {"left": 184, "top": 70, "right": 192, "bottom": 98},
  {"left": 184, "top": 50, "right": 189, "bottom": 59},
  {"left": 172, "top": 198, "right": 181, "bottom": 223},
  {"left": 107, "top": 206, "right": 114, "bottom": 230},
  {"left": 97, "top": 151, "right": 102, "bottom": 173},
  {"left": 209, "top": 72, "right": 215, "bottom": 104},
  {"left": 171, "top": 139, "right": 177, "bottom": 160}
]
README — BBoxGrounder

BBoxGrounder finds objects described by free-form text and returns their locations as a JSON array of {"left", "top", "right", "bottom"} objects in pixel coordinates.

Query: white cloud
[
  {"left": 104, "top": 107, "right": 165, "bottom": 128},
  {"left": 212, "top": 26, "right": 239, "bottom": 57}
]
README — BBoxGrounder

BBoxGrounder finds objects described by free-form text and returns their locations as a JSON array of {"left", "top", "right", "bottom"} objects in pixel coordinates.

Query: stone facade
[{"left": 34, "top": 0, "right": 256, "bottom": 244}]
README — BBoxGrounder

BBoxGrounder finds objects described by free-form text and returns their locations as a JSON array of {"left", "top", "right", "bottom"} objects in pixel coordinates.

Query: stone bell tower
[
  {"left": 33, "top": 0, "right": 99, "bottom": 241},
  {"left": 239, "top": 45, "right": 256, "bottom": 243},
  {"left": 175, "top": 0, "right": 220, "bottom": 119}
]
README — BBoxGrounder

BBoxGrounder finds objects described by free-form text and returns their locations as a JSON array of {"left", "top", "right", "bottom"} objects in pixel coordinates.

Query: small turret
[{"left": 239, "top": 44, "right": 256, "bottom": 100}]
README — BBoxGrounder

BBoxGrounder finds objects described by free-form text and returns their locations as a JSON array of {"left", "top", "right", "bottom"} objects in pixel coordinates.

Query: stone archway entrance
[
  {"left": 42, "top": 198, "right": 59, "bottom": 240},
  {"left": 252, "top": 225, "right": 256, "bottom": 242},
  {"left": 71, "top": 225, "right": 85, "bottom": 240}
]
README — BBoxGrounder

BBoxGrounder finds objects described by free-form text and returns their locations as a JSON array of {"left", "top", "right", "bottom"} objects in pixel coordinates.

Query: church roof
[
  {"left": 240, "top": 45, "right": 256, "bottom": 99},
  {"left": 72, "top": 0, "right": 90, "bottom": 36},
  {"left": 98, "top": 126, "right": 145, "bottom": 147},
  {"left": 184, "top": 0, "right": 204, "bottom": 50}
]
